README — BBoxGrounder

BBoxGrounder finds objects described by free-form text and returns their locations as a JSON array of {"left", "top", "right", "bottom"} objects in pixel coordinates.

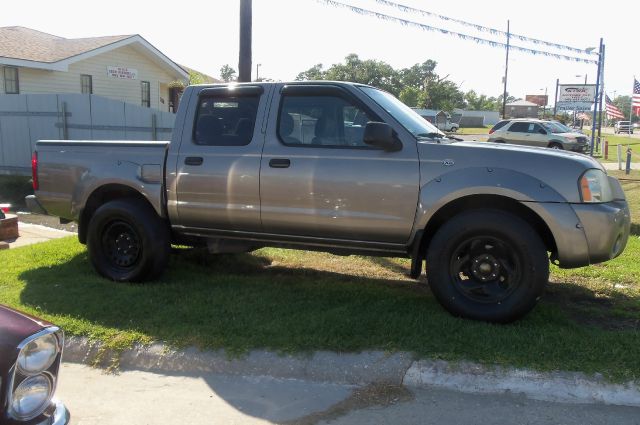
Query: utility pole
[
  {"left": 589, "top": 38, "right": 603, "bottom": 156},
  {"left": 238, "top": 0, "right": 252, "bottom": 82},
  {"left": 597, "top": 44, "right": 605, "bottom": 144},
  {"left": 553, "top": 78, "right": 559, "bottom": 117},
  {"left": 501, "top": 20, "right": 510, "bottom": 119}
]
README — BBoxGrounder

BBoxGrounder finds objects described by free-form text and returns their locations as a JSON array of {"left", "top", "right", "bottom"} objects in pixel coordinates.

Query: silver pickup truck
[{"left": 27, "top": 82, "right": 630, "bottom": 323}]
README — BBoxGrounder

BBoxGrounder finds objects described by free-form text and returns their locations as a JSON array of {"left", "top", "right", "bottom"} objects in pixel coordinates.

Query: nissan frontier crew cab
[{"left": 27, "top": 82, "right": 630, "bottom": 323}]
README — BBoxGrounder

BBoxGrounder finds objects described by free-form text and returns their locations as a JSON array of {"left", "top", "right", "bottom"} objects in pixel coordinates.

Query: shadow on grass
[
  {"left": 545, "top": 280, "right": 640, "bottom": 330},
  {"left": 18, "top": 249, "right": 438, "bottom": 355},
  {"left": 631, "top": 222, "right": 640, "bottom": 236},
  {"left": 15, "top": 245, "right": 640, "bottom": 380}
]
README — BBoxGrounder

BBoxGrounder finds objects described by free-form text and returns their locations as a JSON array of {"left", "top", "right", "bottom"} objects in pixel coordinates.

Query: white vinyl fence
[{"left": 0, "top": 94, "right": 175, "bottom": 175}]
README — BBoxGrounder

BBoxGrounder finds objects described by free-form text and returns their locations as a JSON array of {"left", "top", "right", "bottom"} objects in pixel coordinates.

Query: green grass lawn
[
  {"left": 457, "top": 127, "right": 490, "bottom": 135},
  {"left": 2, "top": 185, "right": 640, "bottom": 380},
  {"left": 584, "top": 131, "right": 640, "bottom": 163}
]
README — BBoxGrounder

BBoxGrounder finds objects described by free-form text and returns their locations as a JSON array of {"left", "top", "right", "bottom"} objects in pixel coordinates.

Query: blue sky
[{"left": 3, "top": 0, "right": 638, "bottom": 101}]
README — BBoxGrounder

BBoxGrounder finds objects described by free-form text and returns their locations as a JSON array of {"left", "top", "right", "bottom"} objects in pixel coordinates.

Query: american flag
[
  {"left": 606, "top": 95, "right": 625, "bottom": 120},
  {"left": 633, "top": 78, "right": 640, "bottom": 116}
]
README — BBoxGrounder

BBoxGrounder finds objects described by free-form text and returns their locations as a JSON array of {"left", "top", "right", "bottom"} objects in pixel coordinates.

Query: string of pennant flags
[
  {"left": 316, "top": 0, "right": 598, "bottom": 64},
  {"left": 372, "top": 0, "right": 598, "bottom": 57}
]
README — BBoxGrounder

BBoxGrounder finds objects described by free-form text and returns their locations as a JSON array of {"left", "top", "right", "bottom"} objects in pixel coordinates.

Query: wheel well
[
  {"left": 421, "top": 195, "right": 557, "bottom": 257},
  {"left": 78, "top": 184, "right": 155, "bottom": 244},
  {"left": 548, "top": 141, "right": 563, "bottom": 147}
]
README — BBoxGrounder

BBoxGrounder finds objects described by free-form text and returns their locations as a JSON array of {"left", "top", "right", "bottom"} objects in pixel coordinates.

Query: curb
[{"left": 63, "top": 337, "right": 640, "bottom": 407}]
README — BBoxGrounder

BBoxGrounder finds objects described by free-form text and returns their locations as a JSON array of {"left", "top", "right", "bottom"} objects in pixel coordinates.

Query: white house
[{"left": 0, "top": 26, "right": 190, "bottom": 112}]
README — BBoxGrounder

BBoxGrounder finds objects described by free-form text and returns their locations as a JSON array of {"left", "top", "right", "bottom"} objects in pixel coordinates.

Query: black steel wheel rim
[
  {"left": 449, "top": 236, "right": 522, "bottom": 303},
  {"left": 101, "top": 220, "right": 141, "bottom": 270}
]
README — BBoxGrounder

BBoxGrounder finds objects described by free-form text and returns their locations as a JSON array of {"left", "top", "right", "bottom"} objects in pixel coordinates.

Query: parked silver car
[{"left": 487, "top": 119, "right": 589, "bottom": 152}]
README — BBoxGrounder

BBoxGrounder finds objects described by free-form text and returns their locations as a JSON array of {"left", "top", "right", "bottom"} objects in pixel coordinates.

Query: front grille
[{"left": 577, "top": 137, "right": 587, "bottom": 144}]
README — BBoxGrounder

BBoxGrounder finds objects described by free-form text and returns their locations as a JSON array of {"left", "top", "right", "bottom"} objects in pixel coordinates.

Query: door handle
[
  {"left": 184, "top": 156, "right": 203, "bottom": 166},
  {"left": 269, "top": 158, "right": 291, "bottom": 168}
]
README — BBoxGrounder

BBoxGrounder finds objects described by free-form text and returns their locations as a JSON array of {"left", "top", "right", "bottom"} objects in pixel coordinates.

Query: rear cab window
[{"left": 193, "top": 88, "right": 261, "bottom": 146}]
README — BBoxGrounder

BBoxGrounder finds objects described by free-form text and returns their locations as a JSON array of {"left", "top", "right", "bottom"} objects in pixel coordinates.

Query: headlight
[
  {"left": 17, "top": 333, "right": 59, "bottom": 375},
  {"left": 579, "top": 169, "right": 613, "bottom": 202},
  {"left": 10, "top": 374, "right": 53, "bottom": 420}
]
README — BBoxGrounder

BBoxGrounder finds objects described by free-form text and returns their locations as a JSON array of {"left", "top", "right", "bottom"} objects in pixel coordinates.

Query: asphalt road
[{"left": 58, "top": 363, "right": 640, "bottom": 425}]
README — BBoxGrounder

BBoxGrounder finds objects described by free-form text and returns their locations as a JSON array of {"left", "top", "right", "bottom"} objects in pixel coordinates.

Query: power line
[
  {"left": 372, "top": 0, "right": 598, "bottom": 57},
  {"left": 315, "top": 0, "right": 597, "bottom": 64}
]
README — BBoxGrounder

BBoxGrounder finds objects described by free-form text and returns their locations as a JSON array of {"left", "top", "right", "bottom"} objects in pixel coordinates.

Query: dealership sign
[
  {"left": 556, "top": 84, "right": 596, "bottom": 111},
  {"left": 107, "top": 66, "right": 139, "bottom": 80}
]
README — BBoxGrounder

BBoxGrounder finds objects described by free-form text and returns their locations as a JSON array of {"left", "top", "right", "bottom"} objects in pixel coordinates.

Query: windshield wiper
[{"left": 416, "top": 132, "right": 447, "bottom": 140}]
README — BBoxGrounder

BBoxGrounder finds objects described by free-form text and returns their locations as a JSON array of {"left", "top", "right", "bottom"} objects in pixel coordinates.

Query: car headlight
[
  {"left": 579, "top": 169, "right": 613, "bottom": 202},
  {"left": 17, "top": 332, "right": 59, "bottom": 375},
  {"left": 10, "top": 374, "right": 53, "bottom": 420}
]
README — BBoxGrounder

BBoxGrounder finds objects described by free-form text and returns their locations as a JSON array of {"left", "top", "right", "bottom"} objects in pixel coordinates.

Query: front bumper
[
  {"left": 37, "top": 399, "right": 69, "bottom": 425},
  {"left": 572, "top": 200, "right": 630, "bottom": 265}
]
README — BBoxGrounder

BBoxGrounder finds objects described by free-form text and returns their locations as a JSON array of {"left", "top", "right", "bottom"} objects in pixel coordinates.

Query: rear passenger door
[
  {"left": 259, "top": 84, "right": 420, "bottom": 244},
  {"left": 504, "top": 122, "right": 529, "bottom": 145},
  {"left": 172, "top": 86, "right": 268, "bottom": 231}
]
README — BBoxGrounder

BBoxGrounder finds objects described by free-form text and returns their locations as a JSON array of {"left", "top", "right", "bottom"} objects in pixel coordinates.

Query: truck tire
[
  {"left": 426, "top": 209, "right": 548, "bottom": 323},
  {"left": 87, "top": 199, "right": 170, "bottom": 282}
]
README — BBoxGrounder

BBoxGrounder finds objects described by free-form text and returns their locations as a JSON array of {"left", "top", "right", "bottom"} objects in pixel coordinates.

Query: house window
[
  {"left": 3, "top": 67, "right": 19, "bottom": 94},
  {"left": 81, "top": 74, "right": 92, "bottom": 94},
  {"left": 141, "top": 81, "right": 150, "bottom": 107}
]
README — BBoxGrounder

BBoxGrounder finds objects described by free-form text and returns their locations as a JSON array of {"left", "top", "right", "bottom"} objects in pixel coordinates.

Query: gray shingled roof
[{"left": 0, "top": 26, "right": 133, "bottom": 63}]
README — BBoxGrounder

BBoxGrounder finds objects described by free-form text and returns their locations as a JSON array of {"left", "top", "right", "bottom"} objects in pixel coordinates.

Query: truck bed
[{"left": 34, "top": 140, "right": 169, "bottom": 221}]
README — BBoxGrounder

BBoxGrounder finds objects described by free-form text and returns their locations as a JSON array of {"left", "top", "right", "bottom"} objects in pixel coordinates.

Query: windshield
[
  {"left": 549, "top": 121, "right": 573, "bottom": 133},
  {"left": 358, "top": 86, "right": 444, "bottom": 138},
  {"left": 541, "top": 122, "right": 567, "bottom": 134}
]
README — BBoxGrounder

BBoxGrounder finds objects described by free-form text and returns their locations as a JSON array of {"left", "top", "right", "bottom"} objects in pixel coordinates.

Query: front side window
[
  {"left": 3, "top": 67, "right": 19, "bottom": 94},
  {"left": 141, "top": 81, "right": 150, "bottom": 107},
  {"left": 81, "top": 74, "right": 92, "bottom": 94},
  {"left": 193, "top": 95, "right": 259, "bottom": 146},
  {"left": 278, "top": 94, "right": 374, "bottom": 148}
]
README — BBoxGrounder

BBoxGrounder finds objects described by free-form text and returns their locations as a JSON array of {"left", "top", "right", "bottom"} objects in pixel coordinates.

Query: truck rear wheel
[
  {"left": 426, "top": 209, "right": 548, "bottom": 323},
  {"left": 87, "top": 199, "right": 169, "bottom": 282}
]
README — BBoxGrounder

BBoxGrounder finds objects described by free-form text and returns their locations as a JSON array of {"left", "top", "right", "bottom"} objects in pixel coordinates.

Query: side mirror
[{"left": 363, "top": 122, "right": 402, "bottom": 152}]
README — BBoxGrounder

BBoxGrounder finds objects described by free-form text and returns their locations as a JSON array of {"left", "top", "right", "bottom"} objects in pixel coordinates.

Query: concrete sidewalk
[
  {"left": 2, "top": 221, "right": 75, "bottom": 249},
  {"left": 602, "top": 161, "right": 640, "bottom": 171}
]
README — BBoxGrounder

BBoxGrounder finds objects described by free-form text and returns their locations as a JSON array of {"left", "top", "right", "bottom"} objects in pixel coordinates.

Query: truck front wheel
[
  {"left": 426, "top": 209, "right": 548, "bottom": 323},
  {"left": 87, "top": 199, "right": 169, "bottom": 282}
]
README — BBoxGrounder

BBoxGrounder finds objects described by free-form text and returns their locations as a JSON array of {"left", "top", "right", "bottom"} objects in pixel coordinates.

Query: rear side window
[
  {"left": 194, "top": 95, "right": 259, "bottom": 146},
  {"left": 508, "top": 122, "right": 529, "bottom": 132},
  {"left": 490, "top": 120, "right": 510, "bottom": 132}
]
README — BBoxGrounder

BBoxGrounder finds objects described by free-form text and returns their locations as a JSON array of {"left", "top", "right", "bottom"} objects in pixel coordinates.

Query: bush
[{"left": 0, "top": 176, "right": 33, "bottom": 208}]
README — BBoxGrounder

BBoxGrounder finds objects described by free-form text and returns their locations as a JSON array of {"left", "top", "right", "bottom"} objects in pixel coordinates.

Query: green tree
[
  {"left": 189, "top": 71, "right": 205, "bottom": 85},
  {"left": 295, "top": 64, "right": 325, "bottom": 81},
  {"left": 464, "top": 90, "right": 498, "bottom": 111},
  {"left": 220, "top": 64, "right": 237, "bottom": 82},
  {"left": 398, "top": 60, "right": 437, "bottom": 91},
  {"left": 399, "top": 87, "right": 424, "bottom": 107},
  {"left": 612, "top": 96, "right": 635, "bottom": 121}
]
